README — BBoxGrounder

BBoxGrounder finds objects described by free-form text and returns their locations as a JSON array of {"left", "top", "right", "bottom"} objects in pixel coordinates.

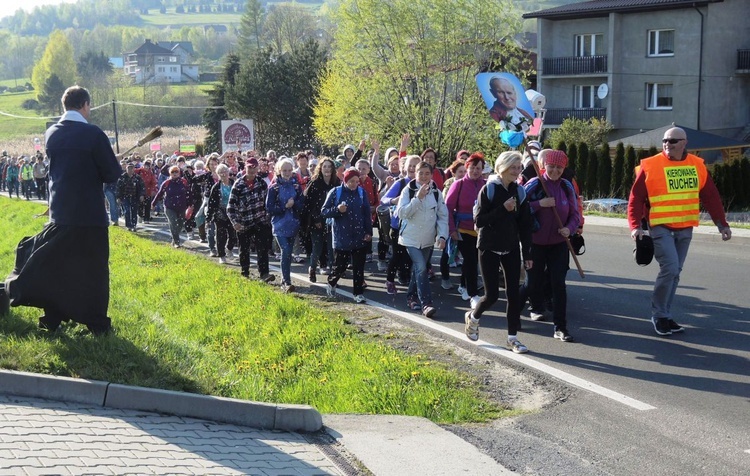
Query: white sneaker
[
  {"left": 508, "top": 338, "right": 528, "bottom": 354},
  {"left": 353, "top": 294, "right": 366, "bottom": 304},
  {"left": 470, "top": 295, "right": 482, "bottom": 310},
  {"left": 227, "top": 249, "right": 235, "bottom": 258},
  {"left": 377, "top": 260, "right": 388, "bottom": 272},
  {"left": 530, "top": 310, "right": 550, "bottom": 321},
  {"left": 326, "top": 283, "right": 336, "bottom": 298},
  {"left": 441, "top": 279, "right": 453, "bottom": 290},
  {"left": 218, "top": 257, "right": 226, "bottom": 264},
  {"left": 465, "top": 311, "right": 479, "bottom": 341},
  {"left": 458, "top": 286, "right": 470, "bottom": 301}
]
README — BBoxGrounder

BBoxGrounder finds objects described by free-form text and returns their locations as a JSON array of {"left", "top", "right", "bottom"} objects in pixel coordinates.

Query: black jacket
[
  {"left": 45, "top": 119, "right": 122, "bottom": 227},
  {"left": 474, "top": 179, "right": 533, "bottom": 261},
  {"left": 303, "top": 176, "right": 338, "bottom": 226}
]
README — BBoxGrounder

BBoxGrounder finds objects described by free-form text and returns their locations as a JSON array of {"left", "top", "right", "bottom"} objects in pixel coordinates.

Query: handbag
[{"left": 569, "top": 233, "right": 585, "bottom": 255}]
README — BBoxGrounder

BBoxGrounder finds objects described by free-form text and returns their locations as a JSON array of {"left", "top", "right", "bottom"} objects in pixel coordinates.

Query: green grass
[
  {"left": 140, "top": 9, "right": 243, "bottom": 27},
  {"left": 0, "top": 198, "right": 507, "bottom": 423},
  {"left": 0, "top": 89, "right": 50, "bottom": 139}
]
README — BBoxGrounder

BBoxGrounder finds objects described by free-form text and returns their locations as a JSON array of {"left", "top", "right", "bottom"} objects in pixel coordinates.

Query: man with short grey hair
[{"left": 628, "top": 126, "right": 731, "bottom": 336}]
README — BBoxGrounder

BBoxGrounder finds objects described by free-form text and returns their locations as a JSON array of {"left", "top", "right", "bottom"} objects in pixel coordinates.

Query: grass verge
[{"left": 0, "top": 198, "right": 506, "bottom": 423}]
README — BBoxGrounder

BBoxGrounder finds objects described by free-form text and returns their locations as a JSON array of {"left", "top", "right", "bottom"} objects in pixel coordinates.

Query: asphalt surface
[{"left": 2, "top": 196, "right": 749, "bottom": 474}]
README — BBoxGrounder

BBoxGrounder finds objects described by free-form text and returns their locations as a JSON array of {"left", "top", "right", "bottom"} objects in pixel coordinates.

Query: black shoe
[
  {"left": 668, "top": 319, "right": 684, "bottom": 333},
  {"left": 38, "top": 315, "right": 61, "bottom": 332},
  {"left": 308, "top": 267, "right": 317, "bottom": 283},
  {"left": 652, "top": 318, "right": 672, "bottom": 336}
]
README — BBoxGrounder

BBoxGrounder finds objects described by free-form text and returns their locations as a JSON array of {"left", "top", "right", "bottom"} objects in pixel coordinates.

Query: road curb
[
  {"left": 0, "top": 369, "right": 322, "bottom": 432},
  {"left": 584, "top": 216, "right": 750, "bottom": 245}
]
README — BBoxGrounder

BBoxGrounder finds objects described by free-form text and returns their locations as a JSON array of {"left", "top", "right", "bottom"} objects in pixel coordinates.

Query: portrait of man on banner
[{"left": 476, "top": 73, "right": 534, "bottom": 125}]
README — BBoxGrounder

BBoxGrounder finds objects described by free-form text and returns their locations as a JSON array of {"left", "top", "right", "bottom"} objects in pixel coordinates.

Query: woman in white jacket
[{"left": 396, "top": 160, "right": 449, "bottom": 317}]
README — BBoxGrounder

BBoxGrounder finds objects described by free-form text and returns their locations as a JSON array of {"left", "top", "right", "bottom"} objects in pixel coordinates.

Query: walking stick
[
  {"left": 525, "top": 138, "right": 585, "bottom": 279},
  {"left": 118, "top": 126, "right": 163, "bottom": 157}
]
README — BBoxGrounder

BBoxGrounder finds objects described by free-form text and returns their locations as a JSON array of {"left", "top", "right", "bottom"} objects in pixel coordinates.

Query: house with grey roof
[
  {"left": 524, "top": 0, "right": 750, "bottom": 144},
  {"left": 124, "top": 39, "right": 199, "bottom": 84}
]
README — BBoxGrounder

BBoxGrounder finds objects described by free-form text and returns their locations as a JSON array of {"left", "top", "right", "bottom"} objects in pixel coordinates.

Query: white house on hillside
[{"left": 124, "top": 39, "right": 199, "bottom": 84}]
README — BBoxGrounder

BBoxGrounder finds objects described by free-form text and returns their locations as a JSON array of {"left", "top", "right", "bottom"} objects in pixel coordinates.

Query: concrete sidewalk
[{"left": 0, "top": 370, "right": 514, "bottom": 475}]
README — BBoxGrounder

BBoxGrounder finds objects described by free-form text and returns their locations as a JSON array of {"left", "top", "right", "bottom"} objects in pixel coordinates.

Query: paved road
[
  {"left": 7, "top": 200, "right": 748, "bottom": 475},
  {"left": 135, "top": 214, "right": 748, "bottom": 475}
]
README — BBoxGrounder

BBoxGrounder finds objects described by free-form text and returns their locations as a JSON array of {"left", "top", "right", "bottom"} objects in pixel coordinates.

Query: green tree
[
  {"left": 730, "top": 160, "right": 743, "bottom": 210},
  {"left": 597, "top": 143, "right": 612, "bottom": 196},
  {"left": 36, "top": 73, "right": 66, "bottom": 114},
  {"left": 262, "top": 3, "right": 316, "bottom": 55},
  {"left": 77, "top": 50, "right": 113, "bottom": 86},
  {"left": 586, "top": 148, "right": 599, "bottom": 197},
  {"left": 226, "top": 40, "right": 327, "bottom": 151},
  {"left": 238, "top": 0, "right": 265, "bottom": 54},
  {"left": 567, "top": 142, "right": 578, "bottom": 180},
  {"left": 741, "top": 158, "right": 750, "bottom": 207},
  {"left": 313, "top": 0, "right": 527, "bottom": 158},
  {"left": 576, "top": 142, "right": 589, "bottom": 195},
  {"left": 612, "top": 142, "right": 625, "bottom": 198},
  {"left": 623, "top": 145, "right": 637, "bottom": 195},
  {"left": 203, "top": 53, "right": 240, "bottom": 154},
  {"left": 31, "top": 30, "right": 77, "bottom": 100},
  {"left": 548, "top": 117, "right": 613, "bottom": 151}
]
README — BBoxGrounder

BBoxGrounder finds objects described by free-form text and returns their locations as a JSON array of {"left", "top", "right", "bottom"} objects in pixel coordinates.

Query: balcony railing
[
  {"left": 738, "top": 49, "right": 750, "bottom": 72},
  {"left": 542, "top": 55, "right": 608, "bottom": 76},
  {"left": 544, "top": 108, "right": 607, "bottom": 125}
]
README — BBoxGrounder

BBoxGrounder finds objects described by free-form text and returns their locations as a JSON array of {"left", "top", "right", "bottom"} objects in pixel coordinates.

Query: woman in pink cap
[{"left": 521, "top": 149, "right": 580, "bottom": 342}]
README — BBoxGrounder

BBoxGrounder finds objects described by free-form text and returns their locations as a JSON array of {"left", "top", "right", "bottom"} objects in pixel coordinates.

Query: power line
[{"left": 0, "top": 100, "right": 225, "bottom": 120}]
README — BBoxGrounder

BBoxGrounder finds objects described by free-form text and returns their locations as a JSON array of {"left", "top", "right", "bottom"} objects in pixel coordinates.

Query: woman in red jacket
[
  {"left": 135, "top": 159, "right": 157, "bottom": 224},
  {"left": 355, "top": 158, "right": 379, "bottom": 262}
]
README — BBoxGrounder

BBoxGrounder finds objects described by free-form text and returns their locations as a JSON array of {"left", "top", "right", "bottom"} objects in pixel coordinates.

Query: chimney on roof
[{"left": 145, "top": 39, "right": 152, "bottom": 44}]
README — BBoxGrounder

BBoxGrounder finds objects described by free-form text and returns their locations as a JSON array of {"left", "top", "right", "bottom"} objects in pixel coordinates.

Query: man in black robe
[{"left": 5, "top": 86, "right": 122, "bottom": 334}]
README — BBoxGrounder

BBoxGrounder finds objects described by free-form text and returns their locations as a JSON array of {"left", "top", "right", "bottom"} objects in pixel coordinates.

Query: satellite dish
[{"left": 597, "top": 83, "right": 609, "bottom": 99}]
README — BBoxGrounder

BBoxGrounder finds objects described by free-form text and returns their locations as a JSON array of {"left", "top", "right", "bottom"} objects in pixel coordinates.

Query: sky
[{"left": 0, "top": 0, "right": 76, "bottom": 20}]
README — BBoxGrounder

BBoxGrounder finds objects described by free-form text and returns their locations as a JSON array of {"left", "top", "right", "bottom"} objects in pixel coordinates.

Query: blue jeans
[
  {"left": 164, "top": 208, "right": 185, "bottom": 245},
  {"left": 650, "top": 225, "right": 692, "bottom": 319},
  {"left": 406, "top": 246, "right": 434, "bottom": 307},
  {"left": 275, "top": 235, "right": 295, "bottom": 285},
  {"left": 121, "top": 198, "right": 139, "bottom": 229},
  {"left": 104, "top": 188, "right": 119, "bottom": 223},
  {"left": 7, "top": 179, "right": 20, "bottom": 198}
]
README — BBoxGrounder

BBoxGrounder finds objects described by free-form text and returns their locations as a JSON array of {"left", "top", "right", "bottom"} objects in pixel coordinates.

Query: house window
[
  {"left": 575, "top": 85, "right": 594, "bottom": 108},
  {"left": 646, "top": 83, "right": 673, "bottom": 109},
  {"left": 575, "top": 34, "right": 604, "bottom": 56},
  {"left": 157, "top": 67, "right": 165, "bottom": 73},
  {"left": 157, "top": 57, "right": 165, "bottom": 63},
  {"left": 574, "top": 85, "right": 604, "bottom": 108},
  {"left": 170, "top": 56, "right": 178, "bottom": 62},
  {"left": 171, "top": 67, "right": 178, "bottom": 73},
  {"left": 648, "top": 30, "right": 674, "bottom": 56}
]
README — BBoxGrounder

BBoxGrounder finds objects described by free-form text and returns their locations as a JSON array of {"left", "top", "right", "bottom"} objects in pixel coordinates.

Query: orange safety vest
[{"left": 640, "top": 152, "right": 707, "bottom": 228}]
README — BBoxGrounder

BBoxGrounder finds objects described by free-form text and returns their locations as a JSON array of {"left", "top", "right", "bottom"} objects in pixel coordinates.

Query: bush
[{"left": 21, "top": 99, "right": 39, "bottom": 110}]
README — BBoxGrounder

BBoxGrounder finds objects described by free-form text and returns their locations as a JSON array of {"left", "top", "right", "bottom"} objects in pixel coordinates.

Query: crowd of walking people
[{"left": 5, "top": 124, "right": 730, "bottom": 352}]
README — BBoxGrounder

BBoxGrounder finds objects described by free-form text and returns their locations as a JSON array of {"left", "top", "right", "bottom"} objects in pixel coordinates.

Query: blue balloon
[{"left": 499, "top": 130, "right": 525, "bottom": 147}]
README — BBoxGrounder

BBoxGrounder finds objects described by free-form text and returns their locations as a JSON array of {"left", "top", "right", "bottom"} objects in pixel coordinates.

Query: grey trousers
[{"left": 650, "top": 225, "right": 693, "bottom": 319}]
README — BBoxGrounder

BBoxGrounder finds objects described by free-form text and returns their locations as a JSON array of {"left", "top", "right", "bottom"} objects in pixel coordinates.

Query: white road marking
[{"left": 143, "top": 225, "right": 657, "bottom": 411}]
